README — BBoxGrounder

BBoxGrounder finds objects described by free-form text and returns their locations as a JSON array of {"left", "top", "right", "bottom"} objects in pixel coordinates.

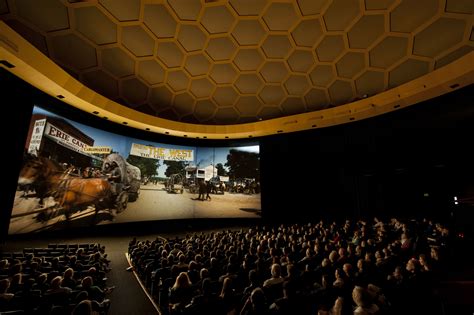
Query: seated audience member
[
  {"left": 429, "top": 246, "right": 442, "bottom": 273},
  {"left": 33, "top": 273, "right": 50, "bottom": 294},
  {"left": 263, "top": 263, "right": 284, "bottom": 288},
  {"left": 367, "top": 284, "right": 389, "bottom": 313},
  {"left": 47, "top": 276, "right": 72, "bottom": 295},
  {"left": 8, "top": 273, "right": 23, "bottom": 295},
  {"left": 61, "top": 267, "right": 77, "bottom": 289},
  {"left": 418, "top": 253, "right": 431, "bottom": 273},
  {"left": 333, "top": 268, "right": 345, "bottom": 289},
  {"left": 352, "top": 286, "right": 379, "bottom": 315},
  {"left": 72, "top": 299, "right": 93, "bottom": 315},
  {"left": 187, "top": 261, "right": 200, "bottom": 285},
  {"left": 269, "top": 281, "right": 303, "bottom": 315},
  {"left": 218, "top": 277, "right": 239, "bottom": 315},
  {"left": 74, "top": 292, "right": 111, "bottom": 315},
  {"left": 0, "top": 260, "right": 9, "bottom": 276},
  {"left": 400, "top": 233, "right": 412, "bottom": 256},
  {"left": 263, "top": 263, "right": 285, "bottom": 303},
  {"left": 318, "top": 296, "right": 350, "bottom": 315},
  {"left": 242, "top": 269, "right": 260, "bottom": 299},
  {"left": 169, "top": 272, "right": 194, "bottom": 313},
  {"left": 405, "top": 258, "right": 419, "bottom": 281},
  {"left": 76, "top": 276, "right": 112, "bottom": 303},
  {"left": 45, "top": 275, "right": 73, "bottom": 306},
  {"left": 194, "top": 268, "right": 210, "bottom": 292},
  {"left": 240, "top": 287, "right": 269, "bottom": 315},
  {"left": 72, "top": 298, "right": 110, "bottom": 315},
  {"left": 0, "top": 279, "right": 14, "bottom": 302},
  {"left": 184, "top": 278, "right": 218, "bottom": 315}
]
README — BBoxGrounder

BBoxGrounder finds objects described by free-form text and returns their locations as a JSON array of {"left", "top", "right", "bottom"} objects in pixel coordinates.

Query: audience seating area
[
  {"left": 128, "top": 218, "right": 453, "bottom": 315},
  {"left": 0, "top": 243, "right": 113, "bottom": 314}
]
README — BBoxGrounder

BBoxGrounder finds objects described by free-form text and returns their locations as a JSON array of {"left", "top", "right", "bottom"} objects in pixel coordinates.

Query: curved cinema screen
[{"left": 10, "top": 106, "right": 261, "bottom": 234}]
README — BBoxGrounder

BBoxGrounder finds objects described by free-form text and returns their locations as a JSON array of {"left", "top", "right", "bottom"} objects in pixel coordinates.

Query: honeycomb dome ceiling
[{"left": 1, "top": 0, "right": 473, "bottom": 125}]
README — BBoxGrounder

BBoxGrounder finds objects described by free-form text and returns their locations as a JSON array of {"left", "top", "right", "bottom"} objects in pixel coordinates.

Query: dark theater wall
[{"left": 260, "top": 84, "right": 474, "bottom": 223}]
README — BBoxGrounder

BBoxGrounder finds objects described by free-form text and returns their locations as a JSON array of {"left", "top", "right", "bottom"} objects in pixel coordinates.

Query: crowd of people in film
[
  {"left": 196, "top": 180, "right": 214, "bottom": 201},
  {"left": 128, "top": 217, "right": 452, "bottom": 315},
  {"left": 190, "top": 179, "right": 260, "bottom": 200},
  {"left": 0, "top": 244, "right": 114, "bottom": 314}
]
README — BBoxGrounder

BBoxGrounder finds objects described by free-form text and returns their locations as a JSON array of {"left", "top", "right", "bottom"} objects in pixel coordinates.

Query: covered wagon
[{"left": 102, "top": 153, "right": 141, "bottom": 203}]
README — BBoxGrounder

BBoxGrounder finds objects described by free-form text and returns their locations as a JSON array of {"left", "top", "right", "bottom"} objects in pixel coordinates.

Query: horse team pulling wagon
[{"left": 17, "top": 153, "right": 141, "bottom": 222}]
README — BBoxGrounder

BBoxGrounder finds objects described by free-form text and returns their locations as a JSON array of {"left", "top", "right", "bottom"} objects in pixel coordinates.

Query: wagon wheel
[{"left": 115, "top": 191, "right": 129, "bottom": 213}]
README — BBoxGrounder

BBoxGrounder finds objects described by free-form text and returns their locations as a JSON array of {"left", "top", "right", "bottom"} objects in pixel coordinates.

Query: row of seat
[{"left": 0, "top": 243, "right": 101, "bottom": 260}]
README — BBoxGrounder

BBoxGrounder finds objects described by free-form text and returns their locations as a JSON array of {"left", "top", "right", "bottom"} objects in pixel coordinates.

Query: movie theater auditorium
[{"left": 1, "top": 1, "right": 473, "bottom": 314}]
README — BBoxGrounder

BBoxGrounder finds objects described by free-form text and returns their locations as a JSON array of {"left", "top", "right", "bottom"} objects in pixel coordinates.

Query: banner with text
[
  {"left": 84, "top": 146, "right": 112, "bottom": 154},
  {"left": 130, "top": 143, "right": 194, "bottom": 161},
  {"left": 44, "top": 122, "right": 88, "bottom": 154},
  {"left": 27, "top": 119, "right": 46, "bottom": 154}
]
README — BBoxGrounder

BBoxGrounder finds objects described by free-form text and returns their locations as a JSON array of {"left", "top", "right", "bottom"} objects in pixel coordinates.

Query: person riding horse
[
  {"left": 104, "top": 161, "right": 130, "bottom": 218},
  {"left": 105, "top": 161, "right": 122, "bottom": 198}
]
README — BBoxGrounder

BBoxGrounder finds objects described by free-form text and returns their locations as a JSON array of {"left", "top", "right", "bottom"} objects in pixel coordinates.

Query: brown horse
[{"left": 18, "top": 155, "right": 114, "bottom": 221}]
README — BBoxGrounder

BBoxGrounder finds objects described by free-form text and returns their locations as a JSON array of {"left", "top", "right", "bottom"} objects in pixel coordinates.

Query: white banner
[
  {"left": 28, "top": 119, "right": 46, "bottom": 154},
  {"left": 218, "top": 176, "right": 229, "bottom": 182},
  {"left": 44, "top": 122, "right": 88, "bottom": 154},
  {"left": 130, "top": 143, "right": 194, "bottom": 161}
]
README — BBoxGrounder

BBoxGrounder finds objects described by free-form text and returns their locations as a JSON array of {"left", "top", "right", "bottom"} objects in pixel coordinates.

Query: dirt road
[{"left": 9, "top": 183, "right": 261, "bottom": 234}]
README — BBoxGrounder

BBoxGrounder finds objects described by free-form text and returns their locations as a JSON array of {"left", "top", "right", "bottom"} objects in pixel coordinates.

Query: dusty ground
[{"left": 8, "top": 183, "right": 261, "bottom": 234}]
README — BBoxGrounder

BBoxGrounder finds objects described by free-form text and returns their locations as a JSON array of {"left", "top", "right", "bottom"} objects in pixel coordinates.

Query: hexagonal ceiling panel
[{"left": 1, "top": 0, "right": 471, "bottom": 125}]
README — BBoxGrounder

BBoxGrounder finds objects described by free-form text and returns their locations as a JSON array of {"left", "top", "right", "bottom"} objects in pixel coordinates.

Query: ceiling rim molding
[{"left": 1, "top": 21, "right": 473, "bottom": 139}]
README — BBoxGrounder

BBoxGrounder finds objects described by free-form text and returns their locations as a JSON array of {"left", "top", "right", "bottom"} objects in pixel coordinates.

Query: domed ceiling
[{"left": 0, "top": 0, "right": 473, "bottom": 126}]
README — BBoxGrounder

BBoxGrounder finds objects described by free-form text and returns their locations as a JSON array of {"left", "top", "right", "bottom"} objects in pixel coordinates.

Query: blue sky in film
[{"left": 32, "top": 106, "right": 259, "bottom": 177}]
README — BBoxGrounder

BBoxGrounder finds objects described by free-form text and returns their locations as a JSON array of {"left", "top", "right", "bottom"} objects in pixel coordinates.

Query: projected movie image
[{"left": 10, "top": 107, "right": 260, "bottom": 234}]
